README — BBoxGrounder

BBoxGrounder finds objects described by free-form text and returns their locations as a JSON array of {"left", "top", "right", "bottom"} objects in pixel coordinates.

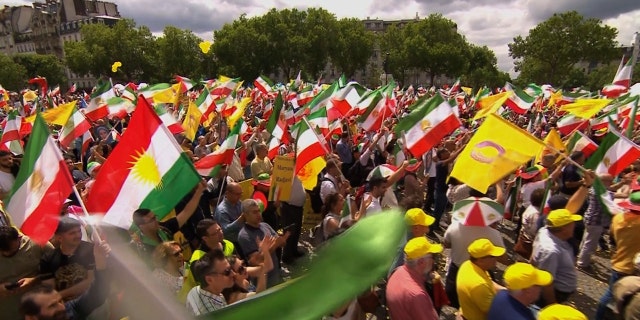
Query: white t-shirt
[
  {"left": 0, "top": 171, "right": 15, "bottom": 193},
  {"left": 365, "top": 194, "right": 382, "bottom": 217},
  {"left": 520, "top": 180, "right": 547, "bottom": 208},
  {"left": 443, "top": 221, "right": 505, "bottom": 266}
]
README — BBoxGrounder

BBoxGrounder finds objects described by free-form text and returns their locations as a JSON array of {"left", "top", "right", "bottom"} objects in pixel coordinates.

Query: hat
[
  {"left": 404, "top": 237, "right": 443, "bottom": 260},
  {"left": 537, "top": 304, "right": 587, "bottom": 320},
  {"left": 405, "top": 208, "right": 435, "bottom": 227},
  {"left": 467, "top": 238, "right": 505, "bottom": 258},
  {"left": 518, "top": 166, "right": 545, "bottom": 180},
  {"left": 619, "top": 191, "right": 640, "bottom": 212},
  {"left": 546, "top": 209, "right": 582, "bottom": 227},
  {"left": 405, "top": 159, "right": 422, "bottom": 172},
  {"left": 55, "top": 216, "right": 82, "bottom": 234},
  {"left": 503, "top": 262, "right": 553, "bottom": 290},
  {"left": 251, "top": 173, "right": 271, "bottom": 187},
  {"left": 87, "top": 161, "right": 101, "bottom": 176}
]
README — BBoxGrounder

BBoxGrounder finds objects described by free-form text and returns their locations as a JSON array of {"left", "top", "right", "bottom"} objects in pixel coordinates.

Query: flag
[
  {"left": 85, "top": 98, "right": 201, "bottom": 229},
  {"left": 120, "top": 82, "right": 138, "bottom": 103},
  {"left": 6, "top": 114, "right": 73, "bottom": 244},
  {"left": 254, "top": 75, "right": 274, "bottom": 95},
  {"left": 307, "top": 81, "right": 340, "bottom": 115},
  {"left": 559, "top": 98, "right": 611, "bottom": 119},
  {"left": 329, "top": 82, "right": 367, "bottom": 121},
  {"left": 266, "top": 92, "right": 284, "bottom": 134},
  {"left": 182, "top": 101, "right": 203, "bottom": 141},
  {"left": 504, "top": 82, "right": 535, "bottom": 114},
  {"left": 294, "top": 70, "right": 302, "bottom": 88},
  {"left": 394, "top": 94, "right": 461, "bottom": 158},
  {"left": 565, "top": 131, "right": 598, "bottom": 158},
  {"left": 0, "top": 111, "right": 24, "bottom": 155},
  {"left": 194, "top": 87, "right": 216, "bottom": 122},
  {"left": 28, "top": 76, "right": 48, "bottom": 97},
  {"left": 194, "top": 120, "right": 241, "bottom": 177},
  {"left": 138, "top": 83, "right": 172, "bottom": 100},
  {"left": 358, "top": 83, "right": 394, "bottom": 132},
  {"left": 584, "top": 127, "right": 640, "bottom": 176},
  {"left": 67, "top": 83, "right": 77, "bottom": 94},
  {"left": 471, "top": 87, "right": 490, "bottom": 108},
  {"left": 209, "top": 76, "right": 240, "bottom": 98},
  {"left": 613, "top": 55, "right": 634, "bottom": 88},
  {"left": 296, "top": 85, "right": 315, "bottom": 107},
  {"left": 154, "top": 103, "right": 183, "bottom": 134},
  {"left": 625, "top": 96, "right": 639, "bottom": 139},
  {"left": 152, "top": 83, "right": 182, "bottom": 105},
  {"left": 175, "top": 75, "right": 197, "bottom": 92},
  {"left": 295, "top": 119, "right": 327, "bottom": 190},
  {"left": 85, "top": 80, "right": 116, "bottom": 121},
  {"left": 307, "top": 107, "right": 329, "bottom": 137},
  {"left": 25, "top": 100, "right": 76, "bottom": 126},
  {"left": 81, "top": 131, "right": 93, "bottom": 156},
  {"left": 591, "top": 109, "right": 618, "bottom": 131},
  {"left": 593, "top": 177, "right": 623, "bottom": 216},
  {"left": 59, "top": 105, "right": 91, "bottom": 148},
  {"left": 450, "top": 114, "right": 545, "bottom": 193},
  {"left": 535, "top": 128, "right": 564, "bottom": 163},
  {"left": 227, "top": 97, "right": 251, "bottom": 129},
  {"left": 556, "top": 114, "right": 588, "bottom": 136},
  {"left": 472, "top": 91, "right": 511, "bottom": 120}
]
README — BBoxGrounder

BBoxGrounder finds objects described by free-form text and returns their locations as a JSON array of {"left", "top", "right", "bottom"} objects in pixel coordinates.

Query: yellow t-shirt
[
  {"left": 456, "top": 260, "right": 496, "bottom": 320},
  {"left": 250, "top": 157, "right": 273, "bottom": 179},
  {"left": 611, "top": 212, "right": 640, "bottom": 274}
]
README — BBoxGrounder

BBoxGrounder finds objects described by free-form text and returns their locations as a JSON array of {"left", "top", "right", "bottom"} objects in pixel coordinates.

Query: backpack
[{"left": 309, "top": 176, "right": 335, "bottom": 213}]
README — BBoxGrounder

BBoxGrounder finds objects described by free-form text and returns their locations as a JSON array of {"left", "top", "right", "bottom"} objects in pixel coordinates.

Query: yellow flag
[
  {"left": 535, "top": 128, "right": 565, "bottom": 163},
  {"left": 227, "top": 97, "right": 251, "bottom": 129},
  {"left": 182, "top": 101, "right": 202, "bottom": 141},
  {"left": 23, "top": 90, "right": 38, "bottom": 102},
  {"left": 461, "top": 86, "right": 472, "bottom": 96},
  {"left": 153, "top": 83, "right": 182, "bottom": 105},
  {"left": 297, "top": 157, "right": 327, "bottom": 190},
  {"left": 450, "top": 113, "right": 545, "bottom": 193},
  {"left": 559, "top": 98, "right": 611, "bottom": 119},
  {"left": 25, "top": 100, "right": 76, "bottom": 125},
  {"left": 473, "top": 91, "right": 511, "bottom": 120}
]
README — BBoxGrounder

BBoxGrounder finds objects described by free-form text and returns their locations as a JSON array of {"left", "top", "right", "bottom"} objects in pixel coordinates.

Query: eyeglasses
[
  {"left": 209, "top": 267, "right": 234, "bottom": 277},
  {"left": 236, "top": 265, "right": 246, "bottom": 275}
]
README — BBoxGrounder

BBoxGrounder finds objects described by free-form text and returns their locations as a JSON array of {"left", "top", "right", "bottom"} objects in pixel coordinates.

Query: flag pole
[
  {"left": 72, "top": 185, "right": 103, "bottom": 243},
  {"left": 541, "top": 141, "right": 588, "bottom": 172}
]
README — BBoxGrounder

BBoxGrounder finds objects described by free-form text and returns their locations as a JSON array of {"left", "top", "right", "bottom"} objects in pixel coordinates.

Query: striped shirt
[{"left": 186, "top": 286, "right": 227, "bottom": 316}]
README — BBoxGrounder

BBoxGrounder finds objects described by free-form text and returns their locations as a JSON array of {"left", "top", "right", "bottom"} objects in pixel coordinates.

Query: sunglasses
[{"left": 209, "top": 267, "right": 234, "bottom": 277}]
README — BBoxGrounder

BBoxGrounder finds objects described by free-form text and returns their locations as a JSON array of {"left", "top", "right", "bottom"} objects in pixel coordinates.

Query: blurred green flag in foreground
[{"left": 203, "top": 211, "right": 405, "bottom": 320}]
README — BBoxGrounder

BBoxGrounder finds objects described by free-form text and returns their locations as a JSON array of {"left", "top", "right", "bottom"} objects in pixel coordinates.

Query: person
[
  {"left": 194, "top": 134, "right": 215, "bottom": 159},
  {"left": 386, "top": 237, "right": 443, "bottom": 320},
  {"left": 516, "top": 188, "right": 546, "bottom": 260},
  {"left": 537, "top": 303, "right": 587, "bottom": 320},
  {"left": 222, "top": 236, "right": 275, "bottom": 304},
  {"left": 0, "top": 150, "right": 16, "bottom": 199},
  {"left": 423, "top": 148, "right": 436, "bottom": 212},
  {"left": 40, "top": 217, "right": 95, "bottom": 302},
  {"left": 19, "top": 240, "right": 111, "bottom": 320},
  {"left": 389, "top": 207, "right": 435, "bottom": 274},
  {"left": 456, "top": 238, "right": 506, "bottom": 320},
  {"left": 320, "top": 159, "right": 342, "bottom": 204},
  {"left": 321, "top": 192, "right": 348, "bottom": 240},
  {"left": 595, "top": 189, "right": 640, "bottom": 319},
  {"left": 559, "top": 151, "right": 585, "bottom": 197},
  {"left": 433, "top": 146, "right": 463, "bottom": 230},
  {"left": 530, "top": 208, "right": 582, "bottom": 306},
  {"left": 0, "top": 226, "right": 54, "bottom": 320},
  {"left": 151, "top": 241, "right": 185, "bottom": 296},
  {"left": 401, "top": 159, "right": 423, "bottom": 202},
  {"left": 487, "top": 262, "right": 553, "bottom": 320},
  {"left": 64, "top": 155, "right": 88, "bottom": 184},
  {"left": 250, "top": 143, "right": 272, "bottom": 179},
  {"left": 280, "top": 176, "right": 307, "bottom": 264},
  {"left": 336, "top": 132, "right": 353, "bottom": 176},
  {"left": 251, "top": 173, "right": 278, "bottom": 231},
  {"left": 577, "top": 173, "right": 614, "bottom": 270},
  {"left": 613, "top": 275, "right": 640, "bottom": 320},
  {"left": 363, "top": 177, "right": 388, "bottom": 217},
  {"left": 185, "top": 249, "right": 235, "bottom": 316},
  {"left": 214, "top": 182, "right": 245, "bottom": 244},
  {"left": 237, "top": 199, "right": 289, "bottom": 288},
  {"left": 130, "top": 181, "right": 206, "bottom": 264}
]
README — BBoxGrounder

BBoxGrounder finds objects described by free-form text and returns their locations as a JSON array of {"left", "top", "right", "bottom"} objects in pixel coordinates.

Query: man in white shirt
[
  {"left": 364, "top": 177, "right": 388, "bottom": 217},
  {"left": 320, "top": 160, "right": 342, "bottom": 204},
  {"left": 0, "top": 151, "right": 15, "bottom": 199}
]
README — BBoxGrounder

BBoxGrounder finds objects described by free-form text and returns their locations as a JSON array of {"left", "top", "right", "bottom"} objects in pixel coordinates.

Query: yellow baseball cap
[
  {"left": 546, "top": 209, "right": 582, "bottom": 228},
  {"left": 404, "top": 237, "right": 443, "bottom": 260},
  {"left": 468, "top": 238, "right": 505, "bottom": 258},
  {"left": 538, "top": 304, "right": 587, "bottom": 320},
  {"left": 405, "top": 208, "right": 435, "bottom": 227},
  {"left": 503, "top": 262, "right": 553, "bottom": 290}
]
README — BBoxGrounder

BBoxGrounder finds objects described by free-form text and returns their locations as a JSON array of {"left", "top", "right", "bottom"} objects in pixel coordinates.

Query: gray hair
[{"left": 241, "top": 199, "right": 260, "bottom": 213}]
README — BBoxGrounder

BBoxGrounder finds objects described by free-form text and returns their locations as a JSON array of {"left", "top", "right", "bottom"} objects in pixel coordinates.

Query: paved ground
[{"left": 288, "top": 215, "right": 616, "bottom": 319}]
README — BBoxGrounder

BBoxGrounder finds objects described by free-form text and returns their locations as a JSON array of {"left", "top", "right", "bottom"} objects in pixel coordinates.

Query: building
[{"left": 0, "top": 0, "right": 121, "bottom": 88}]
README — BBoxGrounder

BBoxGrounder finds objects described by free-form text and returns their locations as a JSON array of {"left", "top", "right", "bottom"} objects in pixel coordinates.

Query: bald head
[{"left": 225, "top": 182, "right": 243, "bottom": 204}]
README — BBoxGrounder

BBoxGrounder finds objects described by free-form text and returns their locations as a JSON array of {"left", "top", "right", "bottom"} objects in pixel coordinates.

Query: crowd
[{"left": 0, "top": 75, "right": 639, "bottom": 320}]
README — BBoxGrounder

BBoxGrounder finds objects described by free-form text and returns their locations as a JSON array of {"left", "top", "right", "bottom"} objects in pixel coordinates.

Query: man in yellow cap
[
  {"left": 537, "top": 303, "right": 587, "bottom": 320},
  {"left": 531, "top": 208, "right": 582, "bottom": 306},
  {"left": 456, "top": 238, "right": 505, "bottom": 320},
  {"left": 389, "top": 208, "right": 436, "bottom": 275},
  {"left": 386, "top": 237, "right": 442, "bottom": 320},
  {"left": 487, "top": 262, "right": 553, "bottom": 320}
]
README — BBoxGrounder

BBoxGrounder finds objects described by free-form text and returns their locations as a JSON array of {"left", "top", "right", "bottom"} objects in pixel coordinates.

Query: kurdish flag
[
  {"left": 194, "top": 120, "right": 241, "bottom": 177},
  {"left": 450, "top": 114, "right": 545, "bottom": 193},
  {"left": 58, "top": 105, "right": 91, "bottom": 148},
  {"left": 6, "top": 113, "right": 74, "bottom": 244},
  {"left": 394, "top": 94, "right": 460, "bottom": 158},
  {"left": 584, "top": 127, "right": 640, "bottom": 176},
  {"left": 566, "top": 131, "right": 598, "bottom": 158},
  {"left": 86, "top": 97, "right": 200, "bottom": 229}
]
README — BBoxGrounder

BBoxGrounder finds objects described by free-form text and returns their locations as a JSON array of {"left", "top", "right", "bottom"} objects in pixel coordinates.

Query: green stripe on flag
[
  {"left": 8, "top": 113, "right": 48, "bottom": 201},
  {"left": 138, "top": 153, "right": 200, "bottom": 219}
]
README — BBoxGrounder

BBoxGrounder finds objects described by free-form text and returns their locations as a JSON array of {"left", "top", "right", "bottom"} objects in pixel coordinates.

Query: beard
[{"left": 37, "top": 309, "right": 68, "bottom": 320}]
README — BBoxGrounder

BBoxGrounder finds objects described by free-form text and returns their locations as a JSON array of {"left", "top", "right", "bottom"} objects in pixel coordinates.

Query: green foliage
[
  {"left": 331, "top": 18, "right": 374, "bottom": 78},
  {"left": 0, "top": 54, "right": 27, "bottom": 91},
  {"left": 156, "top": 26, "right": 207, "bottom": 80},
  {"left": 509, "top": 11, "right": 618, "bottom": 86},
  {"left": 462, "top": 45, "right": 509, "bottom": 89},
  {"left": 12, "top": 54, "right": 67, "bottom": 89}
]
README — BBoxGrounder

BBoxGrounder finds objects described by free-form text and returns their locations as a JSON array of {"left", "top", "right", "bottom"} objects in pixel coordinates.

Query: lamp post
[{"left": 383, "top": 52, "right": 390, "bottom": 85}]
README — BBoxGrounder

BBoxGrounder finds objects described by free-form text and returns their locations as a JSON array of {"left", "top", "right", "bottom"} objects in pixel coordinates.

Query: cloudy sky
[{"left": 7, "top": 0, "right": 640, "bottom": 73}]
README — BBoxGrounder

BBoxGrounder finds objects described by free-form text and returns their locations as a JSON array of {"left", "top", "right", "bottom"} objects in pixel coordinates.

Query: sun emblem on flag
[
  {"left": 29, "top": 169, "right": 45, "bottom": 192},
  {"left": 372, "top": 110, "right": 379, "bottom": 117},
  {"left": 129, "top": 150, "right": 163, "bottom": 189},
  {"left": 603, "top": 157, "right": 611, "bottom": 168},
  {"left": 421, "top": 120, "right": 432, "bottom": 132}
]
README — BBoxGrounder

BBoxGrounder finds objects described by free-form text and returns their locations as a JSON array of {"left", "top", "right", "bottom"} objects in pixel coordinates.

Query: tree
[
  {"left": 156, "top": 26, "right": 205, "bottom": 80},
  {"left": 462, "top": 45, "right": 510, "bottom": 89},
  {"left": 509, "top": 11, "right": 618, "bottom": 86},
  {"left": 379, "top": 25, "right": 410, "bottom": 85},
  {"left": 0, "top": 54, "right": 27, "bottom": 91},
  {"left": 331, "top": 18, "right": 374, "bottom": 79},
  {"left": 12, "top": 54, "right": 67, "bottom": 89}
]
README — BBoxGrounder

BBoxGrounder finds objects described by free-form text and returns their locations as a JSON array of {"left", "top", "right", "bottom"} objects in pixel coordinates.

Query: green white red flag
[
  {"left": 85, "top": 80, "right": 116, "bottom": 121},
  {"left": 59, "top": 105, "right": 91, "bottom": 148},
  {"left": 194, "top": 120, "right": 241, "bottom": 177},
  {"left": 585, "top": 126, "right": 640, "bottom": 176}
]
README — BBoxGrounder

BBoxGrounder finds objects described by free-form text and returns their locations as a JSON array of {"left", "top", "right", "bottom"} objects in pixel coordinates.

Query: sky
[{"left": 6, "top": 0, "right": 640, "bottom": 74}]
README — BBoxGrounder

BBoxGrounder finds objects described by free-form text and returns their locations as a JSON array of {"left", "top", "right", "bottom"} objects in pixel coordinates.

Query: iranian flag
[
  {"left": 138, "top": 83, "right": 172, "bottom": 100},
  {"left": 591, "top": 110, "right": 618, "bottom": 131},
  {"left": 504, "top": 82, "right": 535, "bottom": 114},
  {"left": 81, "top": 131, "right": 93, "bottom": 155},
  {"left": 175, "top": 75, "right": 196, "bottom": 92},
  {"left": 566, "top": 131, "right": 598, "bottom": 158},
  {"left": 295, "top": 118, "right": 327, "bottom": 175},
  {"left": 329, "top": 82, "right": 367, "bottom": 121},
  {"left": 210, "top": 77, "right": 240, "bottom": 98},
  {"left": 296, "top": 85, "right": 315, "bottom": 106},
  {"left": 194, "top": 120, "right": 241, "bottom": 177},
  {"left": 85, "top": 98, "right": 201, "bottom": 229},
  {"left": 307, "top": 81, "right": 339, "bottom": 115},
  {"left": 307, "top": 107, "right": 329, "bottom": 137},
  {"left": 6, "top": 114, "right": 73, "bottom": 244},
  {"left": 613, "top": 55, "right": 634, "bottom": 88},
  {"left": 266, "top": 93, "right": 288, "bottom": 143},
  {"left": 358, "top": 83, "right": 395, "bottom": 132},
  {"left": 585, "top": 127, "right": 640, "bottom": 176},
  {"left": 394, "top": 94, "right": 461, "bottom": 158},
  {"left": 59, "top": 106, "right": 91, "bottom": 148},
  {"left": 154, "top": 103, "right": 183, "bottom": 134},
  {"left": 556, "top": 114, "right": 588, "bottom": 136},
  {"left": 120, "top": 82, "right": 138, "bottom": 103},
  {"left": 0, "top": 111, "right": 24, "bottom": 155},
  {"left": 106, "top": 96, "right": 135, "bottom": 119},
  {"left": 195, "top": 87, "right": 216, "bottom": 121},
  {"left": 254, "top": 75, "right": 274, "bottom": 95},
  {"left": 85, "top": 80, "right": 116, "bottom": 121}
]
